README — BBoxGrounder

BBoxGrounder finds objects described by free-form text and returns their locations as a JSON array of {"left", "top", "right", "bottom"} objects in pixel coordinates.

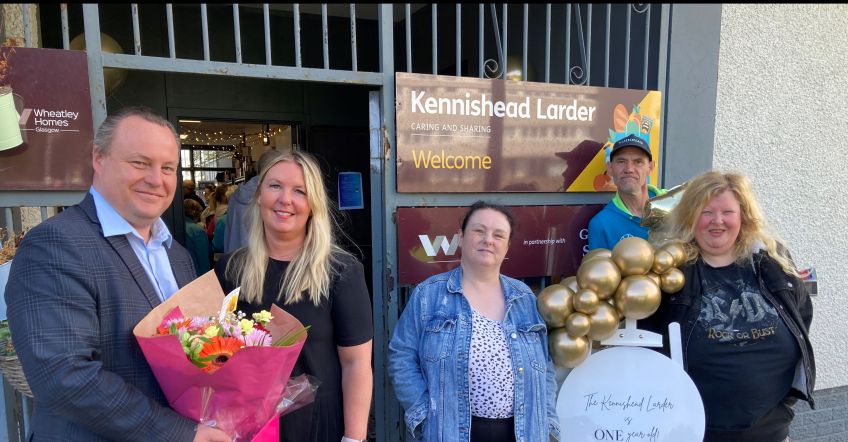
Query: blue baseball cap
[{"left": 610, "top": 133, "right": 652, "bottom": 161}]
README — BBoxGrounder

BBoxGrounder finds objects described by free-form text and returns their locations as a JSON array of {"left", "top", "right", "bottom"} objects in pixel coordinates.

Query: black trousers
[{"left": 470, "top": 416, "right": 516, "bottom": 442}]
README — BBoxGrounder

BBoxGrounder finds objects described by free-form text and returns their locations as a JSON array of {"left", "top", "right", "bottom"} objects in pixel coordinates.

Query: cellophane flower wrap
[{"left": 133, "top": 271, "right": 307, "bottom": 441}]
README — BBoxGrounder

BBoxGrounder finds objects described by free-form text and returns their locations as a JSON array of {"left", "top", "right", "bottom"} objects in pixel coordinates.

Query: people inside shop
[
  {"left": 587, "top": 133, "right": 665, "bottom": 250},
  {"left": 183, "top": 198, "right": 211, "bottom": 274},
  {"left": 388, "top": 201, "right": 560, "bottom": 442},
  {"left": 202, "top": 185, "right": 230, "bottom": 240},
  {"left": 640, "top": 170, "right": 815, "bottom": 442},
  {"left": 214, "top": 150, "right": 373, "bottom": 442},
  {"left": 182, "top": 179, "right": 206, "bottom": 209},
  {"left": 202, "top": 183, "right": 216, "bottom": 206},
  {"left": 211, "top": 211, "right": 227, "bottom": 255},
  {"left": 211, "top": 185, "right": 237, "bottom": 258},
  {"left": 224, "top": 149, "right": 280, "bottom": 253}
]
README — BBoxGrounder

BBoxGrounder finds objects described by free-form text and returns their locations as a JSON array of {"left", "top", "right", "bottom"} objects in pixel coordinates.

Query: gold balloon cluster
[{"left": 538, "top": 237, "right": 687, "bottom": 368}]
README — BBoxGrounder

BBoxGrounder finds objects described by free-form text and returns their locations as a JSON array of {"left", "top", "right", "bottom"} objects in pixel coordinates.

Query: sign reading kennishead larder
[{"left": 395, "top": 72, "right": 662, "bottom": 193}]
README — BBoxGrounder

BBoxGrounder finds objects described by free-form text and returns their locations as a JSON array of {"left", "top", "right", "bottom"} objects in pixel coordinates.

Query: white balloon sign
[{"left": 557, "top": 346, "right": 704, "bottom": 442}]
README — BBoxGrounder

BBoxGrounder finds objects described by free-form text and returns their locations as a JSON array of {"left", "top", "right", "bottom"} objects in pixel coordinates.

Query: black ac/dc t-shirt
[{"left": 687, "top": 260, "right": 800, "bottom": 434}]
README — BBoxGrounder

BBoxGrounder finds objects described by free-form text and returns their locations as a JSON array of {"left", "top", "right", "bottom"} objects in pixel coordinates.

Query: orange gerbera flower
[
  {"left": 197, "top": 336, "right": 243, "bottom": 373},
  {"left": 156, "top": 317, "right": 193, "bottom": 336}
]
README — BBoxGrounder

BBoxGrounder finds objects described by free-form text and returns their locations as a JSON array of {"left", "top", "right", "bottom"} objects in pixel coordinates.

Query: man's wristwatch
[{"left": 341, "top": 437, "right": 366, "bottom": 442}]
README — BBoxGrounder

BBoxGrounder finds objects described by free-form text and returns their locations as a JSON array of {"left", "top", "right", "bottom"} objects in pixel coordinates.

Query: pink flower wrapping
[{"left": 133, "top": 271, "right": 306, "bottom": 440}]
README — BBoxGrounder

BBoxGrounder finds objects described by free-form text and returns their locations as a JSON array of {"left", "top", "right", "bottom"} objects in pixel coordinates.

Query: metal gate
[{"left": 1, "top": 4, "right": 669, "bottom": 441}]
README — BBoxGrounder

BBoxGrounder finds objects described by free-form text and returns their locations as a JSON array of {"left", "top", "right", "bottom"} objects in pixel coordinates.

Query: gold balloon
[
  {"left": 651, "top": 249, "right": 675, "bottom": 274},
  {"left": 536, "top": 284, "right": 574, "bottom": 328},
  {"left": 562, "top": 276, "right": 579, "bottom": 293},
  {"left": 573, "top": 288, "right": 600, "bottom": 315},
  {"left": 661, "top": 268, "right": 686, "bottom": 293},
  {"left": 70, "top": 33, "right": 129, "bottom": 96},
  {"left": 646, "top": 272, "right": 662, "bottom": 288},
  {"left": 565, "top": 312, "right": 591, "bottom": 338},
  {"left": 611, "top": 237, "right": 655, "bottom": 276},
  {"left": 576, "top": 257, "right": 621, "bottom": 299},
  {"left": 661, "top": 241, "right": 687, "bottom": 268},
  {"left": 604, "top": 297, "right": 624, "bottom": 321},
  {"left": 582, "top": 248, "right": 612, "bottom": 263},
  {"left": 549, "top": 328, "right": 590, "bottom": 368},
  {"left": 614, "top": 275, "right": 662, "bottom": 320},
  {"left": 587, "top": 302, "right": 620, "bottom": 341},
  {"left": 504, "top": 55, "right": 537, "bottom": 82},
  {"left": 641, "top": 181, "right": 688, "bottom": 230}
]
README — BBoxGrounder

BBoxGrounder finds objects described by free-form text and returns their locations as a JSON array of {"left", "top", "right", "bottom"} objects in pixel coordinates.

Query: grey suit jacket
[{"left": 5, "top": 194, "right": 198, "bottom": 441}]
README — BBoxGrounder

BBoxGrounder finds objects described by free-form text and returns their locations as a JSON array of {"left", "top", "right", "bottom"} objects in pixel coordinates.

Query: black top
[
  {"left": 688, "top": 260, "right": 800, "bottom": 437},
  {"left": 215, "top": 252, "right": 373, "bottom": 442}
]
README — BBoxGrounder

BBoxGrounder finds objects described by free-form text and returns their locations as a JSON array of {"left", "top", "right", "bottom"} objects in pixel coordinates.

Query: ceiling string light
[{"left": 179, "top": 126, "right": 286, "bottom": 145}]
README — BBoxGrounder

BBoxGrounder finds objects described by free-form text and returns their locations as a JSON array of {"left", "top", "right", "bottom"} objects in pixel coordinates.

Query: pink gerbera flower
[{"left": 242, "top": 328, "right": 272, "bottom": 347}]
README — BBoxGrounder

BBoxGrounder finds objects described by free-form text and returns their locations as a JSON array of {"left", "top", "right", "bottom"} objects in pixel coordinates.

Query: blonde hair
[
  {"left": 225, "top": 150, "right": 349, "bottom": 306},
  {"left": 662, "top": 170, "right": 797, "bottom": 276}
]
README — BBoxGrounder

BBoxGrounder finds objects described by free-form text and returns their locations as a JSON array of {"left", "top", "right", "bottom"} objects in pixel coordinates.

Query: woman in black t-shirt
[
  {"left": 641, "top": 170, "right": 815, "bottom": 442},
  {"left": 215, "top": 150, "right": 373, "bottom": 442}
]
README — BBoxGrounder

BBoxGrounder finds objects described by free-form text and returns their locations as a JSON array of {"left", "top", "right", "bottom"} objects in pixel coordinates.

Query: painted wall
[{"left": 713, "top": 4, "right": 848, "bottom": 389}]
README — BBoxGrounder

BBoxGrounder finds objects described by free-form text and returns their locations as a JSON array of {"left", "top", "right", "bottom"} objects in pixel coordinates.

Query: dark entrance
[{"left": 307, "top": 126, "right": 373, "bottom": 296}]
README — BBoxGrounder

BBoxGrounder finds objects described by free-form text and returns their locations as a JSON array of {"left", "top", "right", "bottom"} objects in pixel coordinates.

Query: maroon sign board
[
  {"left": 0, "top": 47, "right": 93, "bottom": 190},
  {"left": 397, "top": 205, "right": 603, "bottom": 285}
]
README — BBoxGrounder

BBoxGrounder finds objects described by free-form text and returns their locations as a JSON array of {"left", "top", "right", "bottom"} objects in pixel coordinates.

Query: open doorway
[
  {"left": 178, "top": 118, "right": 303, "bottom": 190},
  {"left": 176, "top": 118, "right": 304, "bottom": 273},
  {"left": 174, "top": 116, "right": 373, "bottom": 297}
]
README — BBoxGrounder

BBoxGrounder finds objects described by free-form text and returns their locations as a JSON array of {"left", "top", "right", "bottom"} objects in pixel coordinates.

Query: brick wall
[{"left": 790, "top": 386, "right": 848, "bottom": 441}]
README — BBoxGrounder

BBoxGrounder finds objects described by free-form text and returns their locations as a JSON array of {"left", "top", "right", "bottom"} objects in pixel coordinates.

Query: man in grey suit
[{"left": 5, "top": 107, "right": 229, "bottom": 441}]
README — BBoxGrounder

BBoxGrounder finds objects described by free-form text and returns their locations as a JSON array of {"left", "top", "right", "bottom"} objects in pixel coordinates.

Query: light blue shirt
[{"left": 89, "top": 187, "right": 179, "bottom": 303}]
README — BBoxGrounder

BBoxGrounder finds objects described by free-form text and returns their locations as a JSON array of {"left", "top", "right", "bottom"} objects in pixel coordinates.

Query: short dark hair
[
  {"left": 184, "top": 198, "right": 202, "bottom": 221},
  {"left": 93, "top": 106, "right": 178, "bottom": 156},
  {"left": 460, "top": 200, "right": 516, "bottom": 240}
]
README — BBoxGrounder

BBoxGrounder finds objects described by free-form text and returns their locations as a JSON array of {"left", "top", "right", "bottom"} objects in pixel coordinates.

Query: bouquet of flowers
[
  {"left": 155, "top": 288, "right": 308, "bottom": 374},
  {"left": 134, "top": 271, "right": 310, "bottom": 441}
]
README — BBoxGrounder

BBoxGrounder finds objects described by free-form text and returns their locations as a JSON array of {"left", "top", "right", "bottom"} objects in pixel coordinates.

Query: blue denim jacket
[{"left": 388, "top": 266, "right": 561, "bottom": 442}]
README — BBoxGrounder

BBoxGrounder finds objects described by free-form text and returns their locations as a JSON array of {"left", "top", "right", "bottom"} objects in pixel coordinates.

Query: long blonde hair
[
  {"left": 662, "top": 170, "right": 797, "bottom": 276},
  {"left": 225, "top": 150, "right": 348, "bottom": 306}
]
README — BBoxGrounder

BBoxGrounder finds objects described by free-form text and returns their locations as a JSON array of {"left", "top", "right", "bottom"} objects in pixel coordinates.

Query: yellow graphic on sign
[{"left": 566, "top": 91, "right": 662, "bottom": 192}]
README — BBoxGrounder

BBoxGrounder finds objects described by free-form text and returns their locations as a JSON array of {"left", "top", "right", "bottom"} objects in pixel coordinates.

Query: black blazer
[{"left": 5, "top": 193, "right": 199, "bottom": 441}]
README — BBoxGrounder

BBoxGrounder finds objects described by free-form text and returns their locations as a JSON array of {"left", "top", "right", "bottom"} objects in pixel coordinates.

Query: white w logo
[{"left": 418, "top": 234, "right": 460, "bottom": 257}]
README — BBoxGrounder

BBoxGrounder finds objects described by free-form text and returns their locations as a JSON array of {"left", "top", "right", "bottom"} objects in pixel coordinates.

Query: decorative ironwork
[
  {"left": 484, "top": 59, "right": 501, "bottom": 79},
  {"left": 483, "top": 4, "right": 505, "bottom": 79},
  {"left": 569, "top": 66, "right": 587, "bottom": 85},
  {"left": 632, "top": 3, "right": 650, "bottom": 14},
  {"left": 569, "top": 4, "right": 589, "bottom": 85}
]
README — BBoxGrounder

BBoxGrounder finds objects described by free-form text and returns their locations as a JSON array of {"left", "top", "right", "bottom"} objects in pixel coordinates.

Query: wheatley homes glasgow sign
[
  {"left": 0, "top": 47, "right": 93, "bottom": 190},
  {"left": 395, "top": 72, "right": 662, "bottom": 193}
]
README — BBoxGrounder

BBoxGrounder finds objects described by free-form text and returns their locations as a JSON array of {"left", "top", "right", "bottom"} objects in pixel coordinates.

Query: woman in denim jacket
[{"left": 388, "top": 201, "right": 560, "bottom": 442}]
